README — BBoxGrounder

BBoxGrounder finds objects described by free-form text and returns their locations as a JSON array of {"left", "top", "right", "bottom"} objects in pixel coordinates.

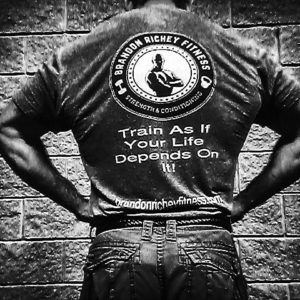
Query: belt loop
[
  {"left": 142, "top": 220, "right": 153, "bottom": 241},
  {"left": 90, "top": 226, "right": 96, "bottom": 240},
  {"left": 166, "top": 220, "right": 177, "bottom": 242}
]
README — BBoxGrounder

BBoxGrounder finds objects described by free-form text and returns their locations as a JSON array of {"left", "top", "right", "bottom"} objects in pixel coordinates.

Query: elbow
[
  {"left": 293, "top": 138, "right": 300, "bottom": 166},
  {"left": 274, "top": 137, "right": 300, "bottom": 170}
]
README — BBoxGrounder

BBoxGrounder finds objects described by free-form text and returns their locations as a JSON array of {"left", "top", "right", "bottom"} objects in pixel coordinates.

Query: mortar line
[
  {"left": 0, "top": 238, "right": 91, "bottom": 243},
  {"left": 234, "top": 236, "right": 300, "bottom": 240},
  {"left": 0, "top": 73, "right": 26, "bottom": 77},
  {"left": 1, "top": 280, "right": 298, "bottom": 287},
  {"left": 231, "top": 22, "right": 300, "bottom": 28},
  {"left": 0, "top": 282, "right": 83, "bottom": 287},
  {"left": 0, "top": 31, "right": 89, "bottom": 37},
  {"left": 247, "top": 280, "right": 300, "bottom": 284}
]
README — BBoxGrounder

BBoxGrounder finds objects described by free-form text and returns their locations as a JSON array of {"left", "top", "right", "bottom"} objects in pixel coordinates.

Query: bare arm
[
  {"left": 231, "top": 100, "right": 300, "bottom": 222},
  {"left": 0, "top": 101, "right": 91, "bottom": 222}
]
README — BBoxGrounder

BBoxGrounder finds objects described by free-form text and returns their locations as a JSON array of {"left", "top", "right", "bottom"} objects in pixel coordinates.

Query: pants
[{"left": 80, "top": 220, "right": 248, "bottom": 300}]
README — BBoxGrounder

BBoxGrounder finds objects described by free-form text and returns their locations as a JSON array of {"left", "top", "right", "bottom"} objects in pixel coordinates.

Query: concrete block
[
  {"left": 42, "top": 131, "right": 80, "bottom": 156},
  {"left": 284, "top": 195, "right": 300, "bottom": 235},
  {"left": 192, "top": 0, "right": 230, "bottom": 27},
  {"left": 289, "top": 284, "right": 300, "bottom": 300},
  {"left": 68, "top": 0, "right": 230, "bottom": 30},
  {"left": 280, "top": 25, "right": 300, "bottom": 65},
  {"left": 50, "top": 157, "right": 67, "bottom": 176},
  {"left": 0, "top": 200, "right": 22, "bottom": 240},
  {"left": 239, "top": 238, "right": 300, "bottom": 281},
  {"left": 0, "top": 76, "right": 26, "bottom": 101},
  {"left": 0, "top": 75, "right": 26, "bottom": 115},
  {"left": 234, "top": 27, "right": 277, "bottom": 56},
  {"left": 242, "top": 124, "right": 279, "bottom": 152},
  {"left": 0, "top": 285, "right": 81, "bottom": 300},
  {"left": 233, "top": 195, "right": 283, "bottom": 236},
  {"left": 232, "top": 0, "right": 300, "bottom": 26},
  {"left": 239, "top": 152, "right": 271, "bottom": 190},
  {"left": 67, "top": 0, "right": 124, "bottom": 31},
  {"left": 0, "top": 38, "right": 24, "bottom": 73},
  {"left": 24, "top": 198, "right": 89, "bottom": 238},
  {"left": 248, "top": 283, "right": 288, "bottom": 300},
  {"left": 283, "top": 67, "right": 300, "bottom": 82},
  {"left": 0, "top": 0, "right": 65, "bottom": 33},
  {"left": 64, "top": 240, "right": 90, "bottom": 281},
  {"left": 283, "top": 180, "right": 300, "bottom": 193},
  {"left": 65, "top": 33, "right": 88, "bottom": 44},
  {"left": 66, "top": 157, "right": 90, "bottom": 196},
  {"left": 25, "top": 35, "right": 66, "bottom": 73},
  {"left": 0, "top": 241, "right": 63, "bottom": 284}
]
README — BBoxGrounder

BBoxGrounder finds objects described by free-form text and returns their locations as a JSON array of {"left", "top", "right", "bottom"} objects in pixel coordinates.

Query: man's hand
[{"left": 0, "top": 101, "right": 92, "bottom": 224}]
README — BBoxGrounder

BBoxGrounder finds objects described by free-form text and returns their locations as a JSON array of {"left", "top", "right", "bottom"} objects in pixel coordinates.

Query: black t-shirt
[{"left": 12, "top": 4, "right": 300, "bottom": 220}]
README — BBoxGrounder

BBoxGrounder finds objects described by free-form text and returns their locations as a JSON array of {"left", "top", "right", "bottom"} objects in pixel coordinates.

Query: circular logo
[{"left": 110, "top": 32, "right": 215, "bottom": 121}]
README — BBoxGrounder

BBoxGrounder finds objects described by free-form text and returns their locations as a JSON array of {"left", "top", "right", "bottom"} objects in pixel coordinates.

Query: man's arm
[
  {"left": 231, "top": 100, "right": 300, "bottom": 222},
  {"left": 0, "top": 101, "right": 91, "bottom": 222}
]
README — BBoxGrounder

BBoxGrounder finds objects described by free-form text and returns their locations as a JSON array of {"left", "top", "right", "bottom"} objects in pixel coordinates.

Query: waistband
[{"left": 93, "top": 216, "right": 232, "bottom": 236}]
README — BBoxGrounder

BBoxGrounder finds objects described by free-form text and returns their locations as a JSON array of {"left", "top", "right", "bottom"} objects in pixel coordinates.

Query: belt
[{"left": 93, "top": 216, "right": 232, "bottom": 235}]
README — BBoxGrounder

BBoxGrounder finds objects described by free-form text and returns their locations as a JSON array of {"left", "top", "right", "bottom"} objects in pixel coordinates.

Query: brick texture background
[{"left": 0, "top": 0, "right": 299, "bottom": 299}]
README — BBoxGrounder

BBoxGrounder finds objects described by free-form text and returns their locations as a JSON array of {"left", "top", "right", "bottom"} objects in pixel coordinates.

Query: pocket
[
  {"left": 84, "top": 241, "right": 140, "bottom": 274},
  {"left": 83, "top": 241, "right": 140, "bottom": 300},
  {"left": 179, "top": 242, "right": 239, "bottom": 275},
  {"left": 178, "top": 242, "right": 245, "bottom": 300}
]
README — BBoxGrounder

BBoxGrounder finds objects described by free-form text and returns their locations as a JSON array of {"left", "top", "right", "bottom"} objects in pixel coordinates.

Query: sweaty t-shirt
[{"left": 12, "top": 4, "right": 300, "bottom": 221}]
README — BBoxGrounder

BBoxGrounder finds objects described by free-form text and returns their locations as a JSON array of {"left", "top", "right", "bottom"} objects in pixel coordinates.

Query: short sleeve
[
  {"left": 255, "top": 50, "right": 300, "bottom": 131},
  {"left": 12, "top": 53, "right": 68, "bottom": 133}
]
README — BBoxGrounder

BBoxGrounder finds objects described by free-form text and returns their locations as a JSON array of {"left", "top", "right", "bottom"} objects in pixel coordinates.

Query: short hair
[{"left": 130, "top": 0, "right": 190, "bottom": 9}]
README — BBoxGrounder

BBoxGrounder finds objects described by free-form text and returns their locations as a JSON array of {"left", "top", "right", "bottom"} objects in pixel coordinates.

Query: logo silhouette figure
[{"left": 146, "top": 53, "right": 184, "bottom": 97}]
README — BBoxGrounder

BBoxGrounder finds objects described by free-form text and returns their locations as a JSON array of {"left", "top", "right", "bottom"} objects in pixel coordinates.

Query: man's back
[
  {"left": 1, "top": 1, "right": 300, "bottom": 299},
  {"left": 13, "top": 4, "right": 298, "bottom": 222},
  {"left": 16, "top": 4, "right": 292, "bottom": 221}
]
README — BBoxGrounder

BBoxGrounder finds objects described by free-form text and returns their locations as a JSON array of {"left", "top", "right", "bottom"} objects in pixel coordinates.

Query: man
[
  {"left": 0, "top": 0, "right": 300, "bottom": 299},
  {"left": 146, "top": 53, "right": 184, "bottom": 96}
]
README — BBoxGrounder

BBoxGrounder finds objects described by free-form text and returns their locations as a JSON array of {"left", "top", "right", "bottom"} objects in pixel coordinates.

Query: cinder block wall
[{"left": 0, "top": 0, "right": 299, "bottom": 299}]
